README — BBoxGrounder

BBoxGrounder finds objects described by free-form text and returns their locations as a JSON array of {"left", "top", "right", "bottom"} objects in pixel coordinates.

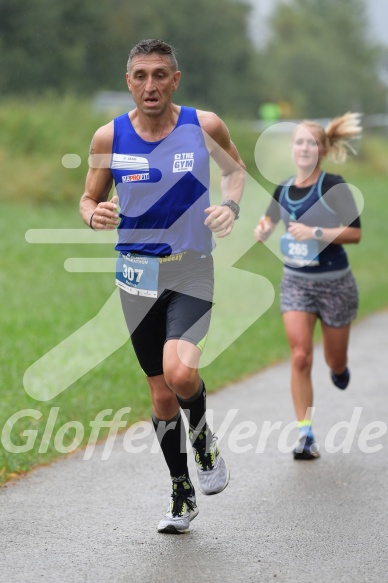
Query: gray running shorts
[{"left": 280, "top": 270, "right": 358, "bottom": 327}]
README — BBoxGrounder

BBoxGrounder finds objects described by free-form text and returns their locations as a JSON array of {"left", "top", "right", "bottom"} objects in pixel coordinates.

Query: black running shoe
[
  {"left": 331, "top": 367, "right": 350, "bottom": 390},
  {"left": 293, "top": 434, "right": 320, "bottom": 460}
]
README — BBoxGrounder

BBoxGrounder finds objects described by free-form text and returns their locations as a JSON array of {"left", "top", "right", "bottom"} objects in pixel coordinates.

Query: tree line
[{"left": 0, "top": 0, "right": 386, "bottom": 117}]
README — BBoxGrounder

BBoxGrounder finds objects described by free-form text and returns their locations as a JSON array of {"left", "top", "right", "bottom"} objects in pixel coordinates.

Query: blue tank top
[
  {"left": 110, "top": 106, "right": 212, "bottom": 256},
  {"left": 279, "top": 171, "right": 349, "bottom": 273}
]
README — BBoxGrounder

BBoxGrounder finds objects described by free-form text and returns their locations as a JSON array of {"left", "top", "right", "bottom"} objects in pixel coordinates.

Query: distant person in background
[
  {"left": 258, "top": 101, "right": 282, "bottom": 128},
  {"left": 80, "top": 39, "right": 245, "bottom": 532},
  {"left": 254, "top": 112, "right": 362, "bottom": 460}
]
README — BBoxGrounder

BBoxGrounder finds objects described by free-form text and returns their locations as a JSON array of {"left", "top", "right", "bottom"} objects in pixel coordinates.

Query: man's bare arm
[
  {"left": 79, "top": 122, "right": 119, "bottom": 230},
  {"left": 197, "top": 110, "right": 246, "bottom": 238}
]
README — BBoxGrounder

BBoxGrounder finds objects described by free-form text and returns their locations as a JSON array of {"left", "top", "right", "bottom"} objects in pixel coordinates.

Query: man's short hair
[{"left": 127, "top": 39, "right": 178, "bottom": 72}]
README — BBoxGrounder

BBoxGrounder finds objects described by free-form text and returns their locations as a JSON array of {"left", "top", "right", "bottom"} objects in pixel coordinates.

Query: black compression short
[{"left": 120, "top": 253, "right": 214, "bottom": 376}]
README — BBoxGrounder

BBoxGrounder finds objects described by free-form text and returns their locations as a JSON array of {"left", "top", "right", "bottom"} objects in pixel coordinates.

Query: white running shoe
[
  {"left": 194, "top": 435, "right": 230, "bottom": 495},
  {"left": 157, "top": 478, "right": 198, "bottom": 534}
]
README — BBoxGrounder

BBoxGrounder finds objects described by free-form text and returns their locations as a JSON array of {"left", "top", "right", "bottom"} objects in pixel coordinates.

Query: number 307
[{"left": 123, "top": 264, "right": 143, "bottom": 282}]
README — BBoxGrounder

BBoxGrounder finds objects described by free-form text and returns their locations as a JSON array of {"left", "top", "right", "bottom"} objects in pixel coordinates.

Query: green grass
[
  {"left": 0, "top": 96, "right": 110, "bottom": 204},
  {"left": 0, "top": 98, "right": 387, "bottom": 484}
]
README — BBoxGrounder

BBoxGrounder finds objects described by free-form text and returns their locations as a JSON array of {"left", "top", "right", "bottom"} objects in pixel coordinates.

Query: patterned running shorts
[{"left": 280, "top": 270, "right": 359, "bottom": 327}]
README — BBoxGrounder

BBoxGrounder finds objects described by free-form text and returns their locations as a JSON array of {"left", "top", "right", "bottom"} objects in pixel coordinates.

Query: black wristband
[{"left": 89, "top": 212, "right": 96, "bottom": 230}]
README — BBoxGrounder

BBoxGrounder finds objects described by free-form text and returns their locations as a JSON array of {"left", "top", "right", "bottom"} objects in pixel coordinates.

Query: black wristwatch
[
  {"left": 222, "top": 200, "right": 240, "bottom": 220},
  {"left": 313, "top": 226, "right": 324, "bottom": 240}
]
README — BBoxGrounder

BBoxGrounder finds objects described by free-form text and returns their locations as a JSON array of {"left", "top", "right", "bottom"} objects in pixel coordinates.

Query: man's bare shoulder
[
  {"left": 196, "top": 109, "right": 245, "bottom": 170},
  {"left": 196, "top": 109, "right": 231, "bottom": 149},
  {"left": 196, "top": 110, "right": 223, "bottom": 134},
  {"left": 90, "top": 121, "right": 114, "bottom": 154}
]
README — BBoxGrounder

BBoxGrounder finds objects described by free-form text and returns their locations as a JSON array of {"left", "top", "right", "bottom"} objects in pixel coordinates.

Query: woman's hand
[
  {"left": 287, "top": 221, "right": 314, "bottom": 241},
  {"left": 254, "top": 216, "right": 273, "bottom": 242}
]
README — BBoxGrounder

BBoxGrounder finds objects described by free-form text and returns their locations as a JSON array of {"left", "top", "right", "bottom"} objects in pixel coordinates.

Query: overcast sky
[{"left": 245, "top": 0, "right": 388, "bottom": 46}]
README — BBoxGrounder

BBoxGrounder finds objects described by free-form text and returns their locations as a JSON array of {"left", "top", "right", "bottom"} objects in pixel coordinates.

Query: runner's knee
[
  {"left": 164, "top": 363, "right": 198, "bottom": 396},
  {"left": 291, "top": 347, "right": 313, "bottom": 373}
]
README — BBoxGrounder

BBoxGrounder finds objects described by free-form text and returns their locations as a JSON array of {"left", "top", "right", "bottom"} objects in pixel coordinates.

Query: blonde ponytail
[
  {"left": 301, "top": 112, "right": 362, "bottom": 164},
  {"left": 324, "top": 112, "right": 362, "bottom": 163}
]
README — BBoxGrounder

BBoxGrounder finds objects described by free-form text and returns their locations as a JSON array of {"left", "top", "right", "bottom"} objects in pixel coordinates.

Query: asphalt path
[{"left": 1, "top": 311, "right": 387, "bottom": 583}]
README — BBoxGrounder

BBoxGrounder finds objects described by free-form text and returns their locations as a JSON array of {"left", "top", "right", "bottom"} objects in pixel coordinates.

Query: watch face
[{"left": 314, "top": 227, "right": 323, "bottom": 239}]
